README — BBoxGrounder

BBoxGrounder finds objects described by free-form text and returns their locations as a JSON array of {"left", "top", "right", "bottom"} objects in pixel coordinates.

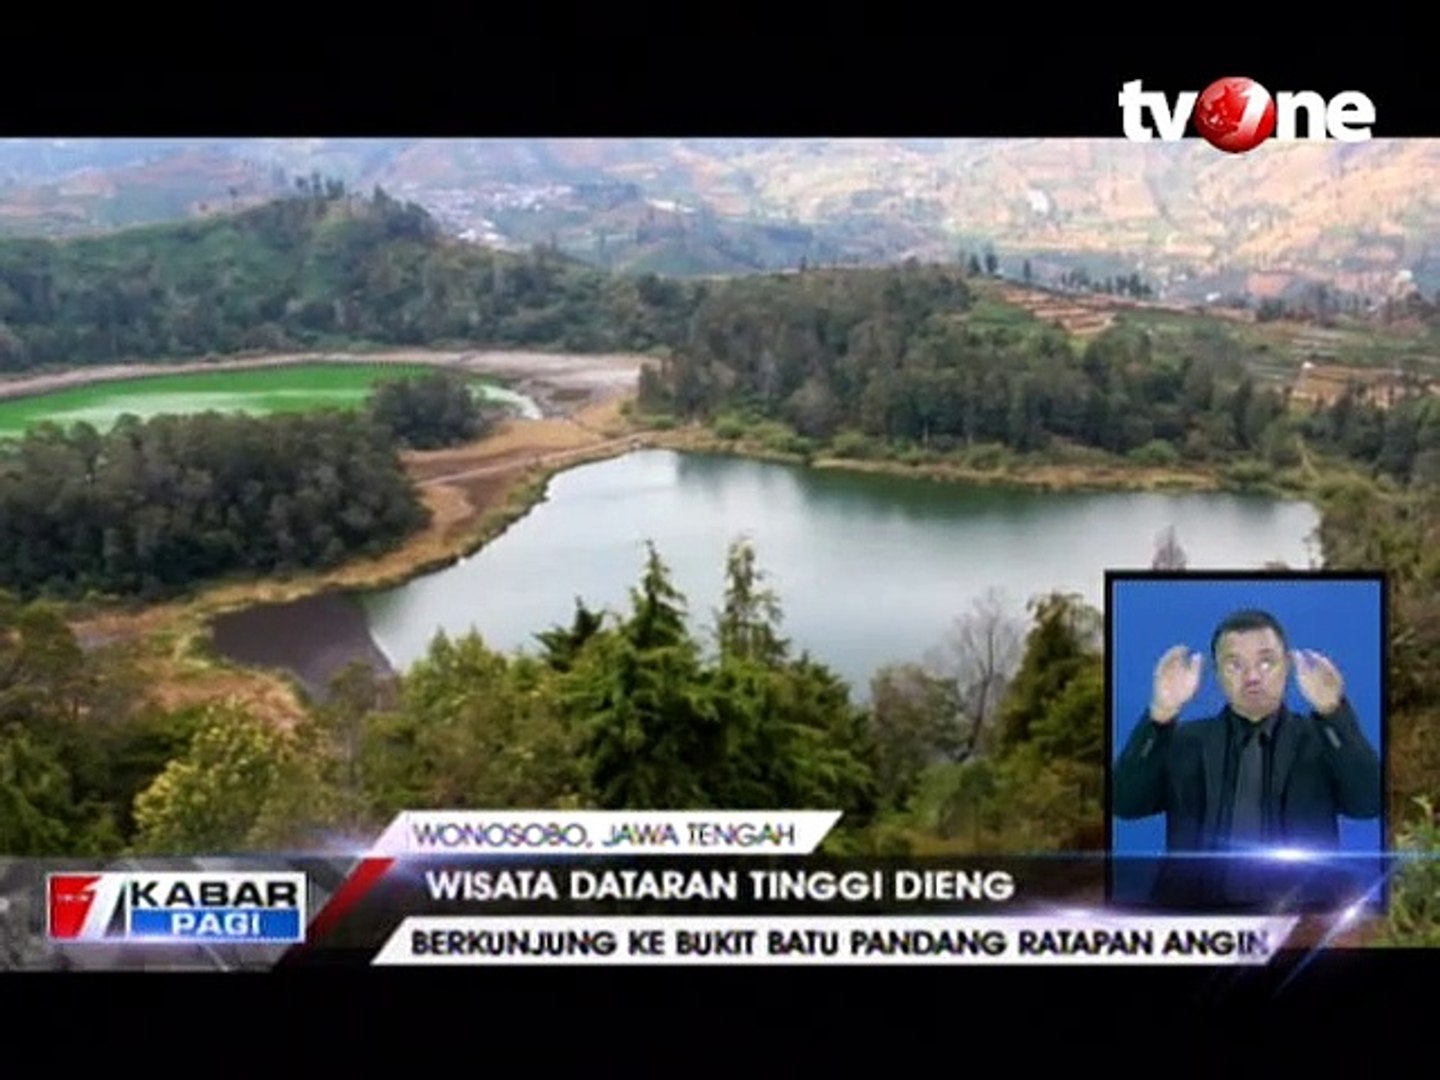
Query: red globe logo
[{"left": 1194, "top": 77, "right": 1276, "bottom": 153}]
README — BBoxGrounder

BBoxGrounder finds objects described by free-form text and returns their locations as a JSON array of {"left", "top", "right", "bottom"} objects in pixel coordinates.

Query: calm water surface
[{"left": 360, "top": 451, "right": 1320, "bottom": 693}]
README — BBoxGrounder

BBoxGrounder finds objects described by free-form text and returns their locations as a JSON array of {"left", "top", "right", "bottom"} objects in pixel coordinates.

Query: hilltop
[
  {"left": 2, "top": 189, "right": 1437, "bottom": 418},
  {"left": 0, "top": 186, "right": 688, "bottom": 370},
  {"left": 3, "top": 139, "right": 1440, "bottom": 304}
]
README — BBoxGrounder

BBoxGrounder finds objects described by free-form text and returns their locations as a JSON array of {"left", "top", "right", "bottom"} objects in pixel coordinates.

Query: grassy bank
[{"left": 638, "top": 411, "right": 1328, "bottom": 500}]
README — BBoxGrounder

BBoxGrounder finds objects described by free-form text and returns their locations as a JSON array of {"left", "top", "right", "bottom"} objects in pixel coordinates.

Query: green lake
[{"left": 0, "top": 362, "right": 539, "bottom": 439}]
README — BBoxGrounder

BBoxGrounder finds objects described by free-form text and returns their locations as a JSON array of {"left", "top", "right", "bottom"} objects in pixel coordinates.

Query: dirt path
[{"left": 417, "top": 433, "right": 647, "bottom": 487}]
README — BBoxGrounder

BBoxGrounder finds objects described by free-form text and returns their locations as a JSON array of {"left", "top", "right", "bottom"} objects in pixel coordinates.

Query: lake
[
  {"left": 0, "top": 362, "right": 540, "bottom": 439},
  {"left": 355, "top": 450, "right": 1321, "bottom": 694}
]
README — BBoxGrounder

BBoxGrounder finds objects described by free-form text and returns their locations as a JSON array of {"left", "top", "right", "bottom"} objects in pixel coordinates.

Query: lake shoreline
[
  {"left": 65, "top": 404, "right": 645, "bottom": 642},
  {"left": 208, "top": 591, "right": 398, "bottom": 702},
  {"left": 62, "top": 396, "right": 651, "bottom": 706},
  {"left": 646, "top": 424, "right": 1319, "bottom": 500},
  {"left": 67, "top": 413, "right": 1326, "bottom": 649},
  {"left": 359, "top": 441, "right": 1324, "bottom": 687},
  {"left": 0, "top": 347, "right": 1318, "bottom": 502},
  {"left": 49, "top": 394, "right": 1328, "bottom": 704}
]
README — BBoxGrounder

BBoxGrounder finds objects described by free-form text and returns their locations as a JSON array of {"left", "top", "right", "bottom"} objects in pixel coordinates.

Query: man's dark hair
[{"left": 1210, "top": 609, "right": 1288, "bottom": 659}]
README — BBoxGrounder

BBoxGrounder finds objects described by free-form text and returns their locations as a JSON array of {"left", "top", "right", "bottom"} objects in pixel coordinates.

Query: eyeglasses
[{"left": 1221, "top": 656, "right": 1281, "bottom": 678}]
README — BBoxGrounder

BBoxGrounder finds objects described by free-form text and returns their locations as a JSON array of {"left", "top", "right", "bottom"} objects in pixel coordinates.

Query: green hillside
[{"left": 0, "top": 187, "right": 688, "bottom": 369}]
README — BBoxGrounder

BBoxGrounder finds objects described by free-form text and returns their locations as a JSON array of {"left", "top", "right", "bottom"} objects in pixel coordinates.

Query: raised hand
[
  {"left": 1293, "top": 650, "right": 1344, "bottom": 715},
  {"left": 1150, "top": 644, "right": 1203, "bottom": 724}
]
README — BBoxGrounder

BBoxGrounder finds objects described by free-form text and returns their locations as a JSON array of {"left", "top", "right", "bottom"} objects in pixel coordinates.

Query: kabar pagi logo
[{"left": 1120, "top": 78, "right": 1375, "bottom": 153}]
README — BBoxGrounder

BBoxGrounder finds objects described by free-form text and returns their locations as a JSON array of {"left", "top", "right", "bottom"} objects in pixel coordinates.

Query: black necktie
[
  {"left": 1222, "top": 725, "right": 1269, "bottom": 905},
  {"left": 1231, "top": 727, "right": 1265, "bottom": 845}
]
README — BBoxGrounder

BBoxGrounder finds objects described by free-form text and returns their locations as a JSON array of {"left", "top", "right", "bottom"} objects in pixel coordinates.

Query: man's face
[{"left": 1216, "top": 627, "right": 1288, "bottom": 721}]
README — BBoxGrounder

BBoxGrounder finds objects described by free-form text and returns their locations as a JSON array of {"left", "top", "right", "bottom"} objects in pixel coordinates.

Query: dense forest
[
  {"left": 0, "top": 410, "right": 426, "bottom": 600},
  {"left": 0, "top": 368, "right": 499, "bottom": 600},
  {"left": 638, "top": 270, "right": 1440, "bottom": 487},
  {"left": 1316, "top": 480, "right": 1440, "bottom": 942},
  {"left": 2, "top": 186, "right": 1437, "bottom": 485},
  {"left": 6, "top": 502, "right": 1434, "bottom": 940},
  {"left": 0, "top": 190, "right": 1438, "bottom": 943},
  {"left": 0, "top": 187, "right": 689, "bottom": 365},
  {"left": 0, "top": 538, "right": 1103, "bottom": 859}
]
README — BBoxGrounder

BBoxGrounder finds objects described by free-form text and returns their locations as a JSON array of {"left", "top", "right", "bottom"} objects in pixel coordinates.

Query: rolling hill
[{"left": 0, "top": 138, "right": 1438, "bottom": 304}]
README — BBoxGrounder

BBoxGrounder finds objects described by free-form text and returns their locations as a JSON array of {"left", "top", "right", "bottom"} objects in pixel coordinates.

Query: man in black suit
[{"left": 1112, "top": 609, "right": 1382, "bottom": 910}]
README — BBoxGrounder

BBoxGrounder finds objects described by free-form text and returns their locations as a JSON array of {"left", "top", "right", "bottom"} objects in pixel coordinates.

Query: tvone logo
[{"left": 1120, "top": 78, "right": 1375, "bottom": 153}]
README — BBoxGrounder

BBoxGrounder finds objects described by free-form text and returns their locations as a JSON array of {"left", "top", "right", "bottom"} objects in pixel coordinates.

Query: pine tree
[
  {"left": 0, "top": 726, "right": 80, "bottom": 854},
  {"left": 567, "top": 543, "right": 718, "bottom": 808},
  {"left": 535, "top": 598, "right": 606, "bottom": 672},
  {"left": 714, "top": 538, "right": 788, "bottom": 665},
  {"left": 997, "top": 592, "right": 1100, "bottom": 747},
  {"left": 627, "top": 543, "right": 690, "bottom": 652}
]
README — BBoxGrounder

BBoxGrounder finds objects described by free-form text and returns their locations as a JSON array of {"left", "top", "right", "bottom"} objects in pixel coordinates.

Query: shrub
[
  {"left": 1221, "top": 459, "right": 1275, "bottom": 488},
  {"left": 712, "top": 415, "right": 746, "bottom": 440},
  {"left": 965, "top": 443, "right": 1011, "bottom": 470},
  {"left": 1377, "top": 796, "right": 1440, "bottom": 946},
  {"left": 1129, "top": 439, "right": 1181, "bottom": 467},
  {"left": 830, "top": 431, "right": 875, "bottom": 459}
]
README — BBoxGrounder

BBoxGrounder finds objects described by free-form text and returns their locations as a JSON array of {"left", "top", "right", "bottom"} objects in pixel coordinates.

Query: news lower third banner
[
  {"left": 371, "top": 915, "right": 1298, "bottom": 966},
  {"left": 366, "top": 810, "right": 845, "bottom": 856},
  {"left": 0, "top": 811, "right": 1386, "bottom": 970}
]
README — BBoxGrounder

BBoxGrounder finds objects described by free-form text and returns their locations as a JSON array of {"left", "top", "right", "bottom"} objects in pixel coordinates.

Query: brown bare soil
[
  {"left": 141, "top": 660, "right": 311, "bottom": 732},
  {"left": 990, "top": 281, "right": 1255, "bottom": 338},
  {"left": 402, "top": 406, "right": 616, "bottom": 480},
  {"left": 1289, "top": 362, "right": 1439, "bottom": 409},
  {"left": 993, "top": 283, "right": 1117, "bottom": 338}
]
